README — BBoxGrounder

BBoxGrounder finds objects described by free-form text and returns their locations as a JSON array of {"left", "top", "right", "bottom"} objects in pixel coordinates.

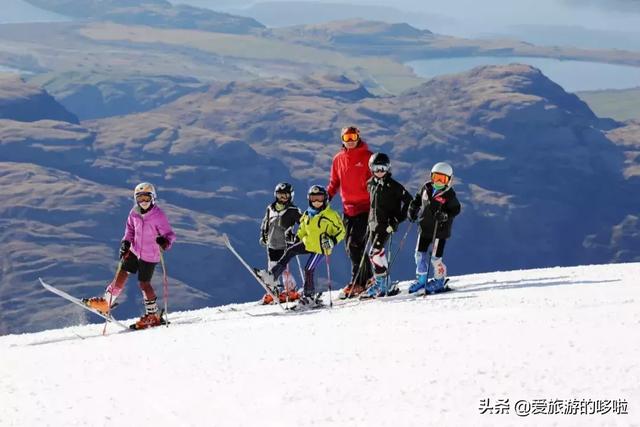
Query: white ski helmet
[
  {"left": 133, "top": 182, "right": 157, "bottom": 204},
  {"left": 430, "top": 162, "right": 453, "bottom": 186}
]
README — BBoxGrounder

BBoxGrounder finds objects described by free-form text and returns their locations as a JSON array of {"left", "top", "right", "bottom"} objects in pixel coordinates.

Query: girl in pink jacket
[{"left": 84, "top": 182, "right": 176, "bottom": 329}]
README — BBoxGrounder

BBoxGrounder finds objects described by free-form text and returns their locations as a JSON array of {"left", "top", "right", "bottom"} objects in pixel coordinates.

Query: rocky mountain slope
[
  {"left": 31, "top": 72, "right": 209, "bottom": 120},
  {"left": 1, "top": 64, "right": 638, "bottom": 335},
  {"left": 0, "top": 74, "right": 78, "bottom": 123},
  {"left": 24, "top": 0, "right": 264, "bottom": 33}
]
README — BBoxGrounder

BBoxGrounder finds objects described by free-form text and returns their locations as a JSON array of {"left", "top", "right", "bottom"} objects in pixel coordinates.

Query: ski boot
[
  {"left": 279, "top": 288, "right": 300, "bottom": 303},
  {"left": 361, "top": 275, "right": 386, "bottom": 299},
  {"left": 386, "top": 281, "right": 401, "bottom": 297},
  {"left": 253, "top": 268, "right": 279, "bottom": 291},
  {"left": 360, "top": 283, "right": 379, "bottom": 299},
  {"left": 338, "top": 283, "right": 365, "bottom": 299},
  {"left": 82, "top": 296, "right": 111, "bottom": 315},
  {"left": 261, "top": 286, "right": 285, "bottom": 304},
  {"left": 425, "top": 277, "right": 449, "bottom": 294},
  {"left": 376, "top": 275, "right": 390, "bottom": 297},
  {"left": 131, "top": 313, "right": 162, "bottom": 330},
  {"left": 297, "top": 293, "right": 323, "bottom": 310},
  {"left": 408, "top": 274, "right": 428, "bottom": 294}
]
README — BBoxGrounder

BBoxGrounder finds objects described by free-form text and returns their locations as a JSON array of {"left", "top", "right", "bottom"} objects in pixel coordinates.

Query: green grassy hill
[{"left": 576, "top": 87, "right": 640, "bottom": 121}]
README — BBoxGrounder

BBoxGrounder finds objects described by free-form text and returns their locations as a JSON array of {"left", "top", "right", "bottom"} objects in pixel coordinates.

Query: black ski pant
[
  {"left": 343, "top": 212, "right": 372, "bottom": 286},
  {"left": 121, "top": 252, "right": 157, "bottom": 282},
  {"left": 269, "top": 241, "right": 324, "bottom": 296},
  {"left": 266, "top": 247, "right": 285, "bottom": 270}
]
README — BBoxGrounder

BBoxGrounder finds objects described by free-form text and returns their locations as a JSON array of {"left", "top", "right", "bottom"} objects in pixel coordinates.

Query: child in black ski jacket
[
  {"left": 363, "top": 153, "right": 413, "bottom": 298},
  {"left": 407, "top": 162, "right": 461, "bottom": 294}
]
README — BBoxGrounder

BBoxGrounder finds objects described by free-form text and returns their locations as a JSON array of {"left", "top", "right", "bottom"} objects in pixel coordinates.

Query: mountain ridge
[
  {"left": 24, "top": 0, "right": 265, "bottom": 34},
  {"left": 1, "top": 64, "right": 639, "bottom": 336}
]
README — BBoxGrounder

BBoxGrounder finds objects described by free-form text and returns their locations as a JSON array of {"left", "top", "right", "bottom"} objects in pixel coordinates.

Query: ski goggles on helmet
[
  {"left": 341, "top": 132, "right": 359, "bottom": 143},
  {"left": 431, "top": 172, "right": 450, "bottom": 185},
  {"left": 135, "top": 193, "right": 153, "bottom": 203},
  {"left": 371, "top": 164, "right": 389, "bottom": 173},
  {"left": 309, "top": 194, "right": 326, "bottom": 203}
]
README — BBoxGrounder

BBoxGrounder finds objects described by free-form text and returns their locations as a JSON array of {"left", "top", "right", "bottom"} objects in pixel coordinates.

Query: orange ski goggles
[
  {"left": 431, "top": 172, "right": 450, "bottom": 185},
  {"left": 309, "top": 194, "right": 326, "bottom": 203},
  {"left": 341, "top": 132, "right": 359, "bottom": 143},
  {"left": 136, "top": 193, "right": 153, "bottom": 203}
]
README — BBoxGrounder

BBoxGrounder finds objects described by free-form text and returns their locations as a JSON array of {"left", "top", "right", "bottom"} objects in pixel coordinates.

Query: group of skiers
[
  {"left": 83, "top": 126, "right": 461, "bottom": 328},
  {"left": 254, "top": 126, "right": 461, "bottom": 308}
]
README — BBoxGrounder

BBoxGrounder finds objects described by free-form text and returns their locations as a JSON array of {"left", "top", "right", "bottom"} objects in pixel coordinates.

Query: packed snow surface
[{"left": 2, "top": 263, "right": 639, "bottom": 426}]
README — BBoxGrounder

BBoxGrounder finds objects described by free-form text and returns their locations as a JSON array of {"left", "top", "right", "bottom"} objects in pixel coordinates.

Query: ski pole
[
  {"left": 159, "top": 249, "right": 169, "bottom": 326},
  {"left": 325, "top": 254, "right": 333, "bottom": 308},
  {"left": 388, "top": 222, "right": 413, "bottom": 270},
  {"left": 284, "top": 265, "right": 298, "bottom": 307},
  {"left": 295, "top": 255, "right": 305, "bottom": 287},
  {"left": 349, "top": 227, "right": 370, "bottom": 286},
  {"left": 423, "top": 218, "right": 439, "bottom": 298},
  {"left": 385, "top": 231, "right": 393, "bottom": 295},
  {"left": 349, "top": 231, "right": 375, "bottom": 298},
  {"left": 102, "top": 259, "right": 123, "bottom": 336},
  {"left": 386, "top": 223, "right": 413, "bottom": 295}
]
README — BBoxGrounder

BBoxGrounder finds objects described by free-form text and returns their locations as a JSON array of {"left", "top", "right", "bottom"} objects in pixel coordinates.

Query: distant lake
[
  {"left": 0, "top": 0, "right": 70, "bottom": 24},
  {"left": 407, "top": 56, "right": 640, "bottom": 92},
  {"left": 0, "top": 65, "right": 31, "bottom": 75}
]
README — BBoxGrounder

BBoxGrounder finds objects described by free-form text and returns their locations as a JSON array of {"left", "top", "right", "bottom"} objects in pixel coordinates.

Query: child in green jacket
[{"left": 255, "top": 185, "right": 345, "bottom": 307}]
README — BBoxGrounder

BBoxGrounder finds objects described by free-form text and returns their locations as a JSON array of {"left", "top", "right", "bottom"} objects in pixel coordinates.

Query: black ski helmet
[
  {"left": 274, "top": 182, "right": 294, "bottom": 200},
  {"left": 307, "top": 185, "right": 329, "bottom": 210},
  {"left": 368, "top": 152, "right": 391, "bottom": 173}
]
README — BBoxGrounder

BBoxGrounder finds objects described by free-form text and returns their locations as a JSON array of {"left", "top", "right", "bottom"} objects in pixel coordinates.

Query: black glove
[
  {"left": 156, "top": 235, "right": 169, "bottom": 250},
  {"left": 119, "top": 240, "right": 131, "bottom": 259},
  {"left": 408, "top": 202, "right": 419, "bottom": 223},
  {"left": 321, "top": 235, "right": 337, "bottom": 251},
  {"left": 435, "top": 211, "right": 448, "bottom": 223},
  {"left": 285, "top": 230, "right": 299, "bottom": 245},
  {"left": 389, "top": 218, "right": 399, "bottom": 232},
  {"left": 429, "top": 201, "right": 443, "bottom": 214}
]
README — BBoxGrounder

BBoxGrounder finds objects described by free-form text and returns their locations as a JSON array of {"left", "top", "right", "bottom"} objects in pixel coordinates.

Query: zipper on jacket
[{"left": 139, "top": 213, "right": 145, "bottom": 260}]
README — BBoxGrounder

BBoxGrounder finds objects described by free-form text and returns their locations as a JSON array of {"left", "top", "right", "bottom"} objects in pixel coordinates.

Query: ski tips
[{"left": 38, "top": 277, "right": 50, "bottom": 289}]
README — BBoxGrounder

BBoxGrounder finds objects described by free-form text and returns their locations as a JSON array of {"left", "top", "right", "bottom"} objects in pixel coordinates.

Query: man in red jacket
[{"left": 327, "top": 126, "right": 373, "bottom": 298}]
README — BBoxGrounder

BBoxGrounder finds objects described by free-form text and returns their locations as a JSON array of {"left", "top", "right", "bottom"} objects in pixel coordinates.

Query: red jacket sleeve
[{"left": 327, "top": 154, "right": 341, "bottom": 199}]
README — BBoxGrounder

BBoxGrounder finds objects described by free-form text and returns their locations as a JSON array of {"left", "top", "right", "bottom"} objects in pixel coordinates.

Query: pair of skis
[
  {"left": 224, "top": 234, "right": 329, "bottom": 312},
  {"left": 39, "top": 233, "right": 288, "bottom": 331},
  {"left": 224, "top": 233, "right": 456, "bottom": 310},
  {"left": 39, "top": 278, "right": 130, "bottom": 330},
  {"left": 39, "top": 278, "right": 168, "bottom": 331},
  {"left": 223, "top": 233, "right": 293, "bottom": 311}
]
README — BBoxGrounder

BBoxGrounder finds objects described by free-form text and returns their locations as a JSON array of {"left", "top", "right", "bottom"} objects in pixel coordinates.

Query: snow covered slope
[{"left": 2, "top": 263, "right": 639, "bottom": 426}]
